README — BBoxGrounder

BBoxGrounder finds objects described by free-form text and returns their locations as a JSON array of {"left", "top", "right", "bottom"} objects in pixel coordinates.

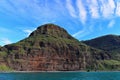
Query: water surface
[{"left": 0, "top": 72, "right": 120, "bottom": 80}]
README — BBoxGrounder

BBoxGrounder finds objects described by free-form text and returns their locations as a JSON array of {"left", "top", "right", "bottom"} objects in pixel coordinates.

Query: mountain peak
[
  {"left": 29, "top": 23, "right": 73, "bottom": 39},
  {"left": 38, "top": 23, "right": 62, "bottom": 29},
  {"left": 0, "top": 24, "right": 118, "bottom": 71}
]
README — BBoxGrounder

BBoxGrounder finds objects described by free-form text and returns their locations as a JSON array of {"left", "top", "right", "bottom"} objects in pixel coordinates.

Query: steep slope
[
  {"left": 83, "top": 34, "right": 120, "bottom": 60},
  {"left": 0, "top": 24, "right": 115, "bottom": 71}
]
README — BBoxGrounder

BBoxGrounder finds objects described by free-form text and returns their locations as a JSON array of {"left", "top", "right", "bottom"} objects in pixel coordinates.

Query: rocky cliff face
[{"left": 0, "top": 24, "right": 115, "bottom": 71}]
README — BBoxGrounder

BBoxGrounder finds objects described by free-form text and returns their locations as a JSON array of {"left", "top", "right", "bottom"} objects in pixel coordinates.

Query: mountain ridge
[
  {"left": 83, "top": 34, "right": 120, "bottom": 61},
  {"left": 0, "top": 24, "right": 119, "bottom": 71}
]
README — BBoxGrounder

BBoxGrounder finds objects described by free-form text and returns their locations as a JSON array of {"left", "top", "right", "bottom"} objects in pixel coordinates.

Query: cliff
[{"left": 0, "top": 24, "right": 118, "bottom": 71}]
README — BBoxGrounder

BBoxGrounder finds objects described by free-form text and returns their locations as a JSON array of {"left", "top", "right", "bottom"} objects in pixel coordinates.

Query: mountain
[
  {"left": 83, "top": 34, "right": 120, "bottom": 61},
  {"left": 0, "top": 24, "right": 119, "bottom": 71}
]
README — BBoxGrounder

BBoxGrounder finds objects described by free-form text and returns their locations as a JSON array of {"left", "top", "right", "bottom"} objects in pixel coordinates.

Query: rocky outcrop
[
  {"left": 0, "top": 24, "right": 114, "bottom": 71},
  {"left": 30, "top": 24, "right": 73, "bottom": 39}
]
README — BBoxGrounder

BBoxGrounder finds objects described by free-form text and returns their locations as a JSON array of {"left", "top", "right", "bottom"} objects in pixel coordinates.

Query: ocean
[{"left": 0, "top": 72, "right": 120, "bottom": 80}]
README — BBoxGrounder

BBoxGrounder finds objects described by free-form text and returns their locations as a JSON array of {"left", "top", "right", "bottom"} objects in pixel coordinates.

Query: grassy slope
[{"left": 83, "top": 35, "right": 120, "bottom": 60}]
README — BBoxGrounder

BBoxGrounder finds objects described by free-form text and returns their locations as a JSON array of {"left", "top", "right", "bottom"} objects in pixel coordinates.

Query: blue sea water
[{"left": 0, "top": 72, "right": 120, "bottom": 80}]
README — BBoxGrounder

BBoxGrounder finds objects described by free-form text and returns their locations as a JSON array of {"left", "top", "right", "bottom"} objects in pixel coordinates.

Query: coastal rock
[{"left": 0, "top": 24, "right": 114, "bottom": 71}]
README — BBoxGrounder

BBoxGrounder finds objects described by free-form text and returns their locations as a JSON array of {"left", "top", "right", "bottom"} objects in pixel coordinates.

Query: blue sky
[{"left": 0, "top": 0, "right": 120, "bottom": 46}]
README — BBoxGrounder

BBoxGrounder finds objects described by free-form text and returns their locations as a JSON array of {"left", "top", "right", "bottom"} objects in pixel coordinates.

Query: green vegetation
[
  {"left": 83, "top": 34, "right": 120, "bottom": 61},
  {"left": 0, "top": 24, "right": 120, "bottom": 71},
  {"left": 100, "top": 60, "right": 120, "bottom": 70},
  {"left": 86, "top": 60, "right": 120, "bottom": 71},
  {"left": 0, "top": 64, "right": 13, "bottom": 71},
  {"left": 103, "top": 60, "right": 120, "bottom": 65},
  {"left": 0, "top": 51, "right": 7, "bottom": 57}
]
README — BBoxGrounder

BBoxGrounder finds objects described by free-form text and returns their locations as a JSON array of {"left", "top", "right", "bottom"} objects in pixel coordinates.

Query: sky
[{"left": 0, "top": 0, "right": 120, "bottom": 46}]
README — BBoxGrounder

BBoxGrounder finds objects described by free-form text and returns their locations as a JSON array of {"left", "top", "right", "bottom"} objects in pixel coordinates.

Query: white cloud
[
  {"left": 108, "top": 20, "right": 115, "bottom": 28},
  {"left": 23, "top": 29, "right": 35, "bottom": 36},
  {"left": 66, "top": 0, "right": 77, "bottom": 18},
  {"left": 76, "top": 0, "right": 87, "bottom": 24},
  {"left": 0, "top": 0, "right": 62, "bottom": 22},
  {"left": 1, "top": 0, "right": 120, "bottom": 42},
  {"left": 72, "top": 29, "right": 85, "bottom": 37},
  {"left": 72, "top": 29, "right": 91, "bottom": 39},
  {"left": 100, "top": 0, "right": 115, "bottom": 18},
  {"left": 72, "top": 25, "right": 92, "bottom": 39},
  {"left": 0, "top": 38, "right": 12, "bottom": 45},
  {"left": 116, "top": 1, "right": 120, "bottom": 16},
  {"left": 87, "top": 0, "right": 99, "bottom": 18}
]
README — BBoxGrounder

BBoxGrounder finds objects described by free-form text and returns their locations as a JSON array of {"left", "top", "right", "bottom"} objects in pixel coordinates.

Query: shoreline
[{"left": 0, "top": 70, "right": 120, "bottom": 73}]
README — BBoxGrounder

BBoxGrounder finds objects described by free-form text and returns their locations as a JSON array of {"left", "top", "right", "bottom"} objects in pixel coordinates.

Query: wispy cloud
[
  {"left": 0, "top": 38, "right": 12, "bottom": 45},
  {"left": 23, "top": 28, "right": 36, "bottom": 36},
  {"left": 100, "top": 0, "right": 115, "bottom": 18},
  {"left": 76, "top": 0, "right": 87, "bottom": 24},
  {"left": 87, "top": 0, "right": 99, "bottom": 18},
  {"left": 72, "top": 25, "right": 93, "bottom": 39},
  {"left": 72, "top": 29, "right": 91, "bottom": 39},
  {"left": 72, "top": 28, "right": 85, "bottom": 37},
  {"left": 66, "top": 0, "right": 77, "bottom": 18},
  {"left": 1, "top": 0, "right": 119, "bottom": 25},
  {"left": 1, "top": 0, "right": 120, "bottom": 43},
  {"left": 0, "top": 0, "right": 63, "bottom": 22},
  {"left": 116, "top": 1, "right": 120, "bottom": 16},
  {"left": 108, "top": 20, "right": 115, "bottom": 28}
]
